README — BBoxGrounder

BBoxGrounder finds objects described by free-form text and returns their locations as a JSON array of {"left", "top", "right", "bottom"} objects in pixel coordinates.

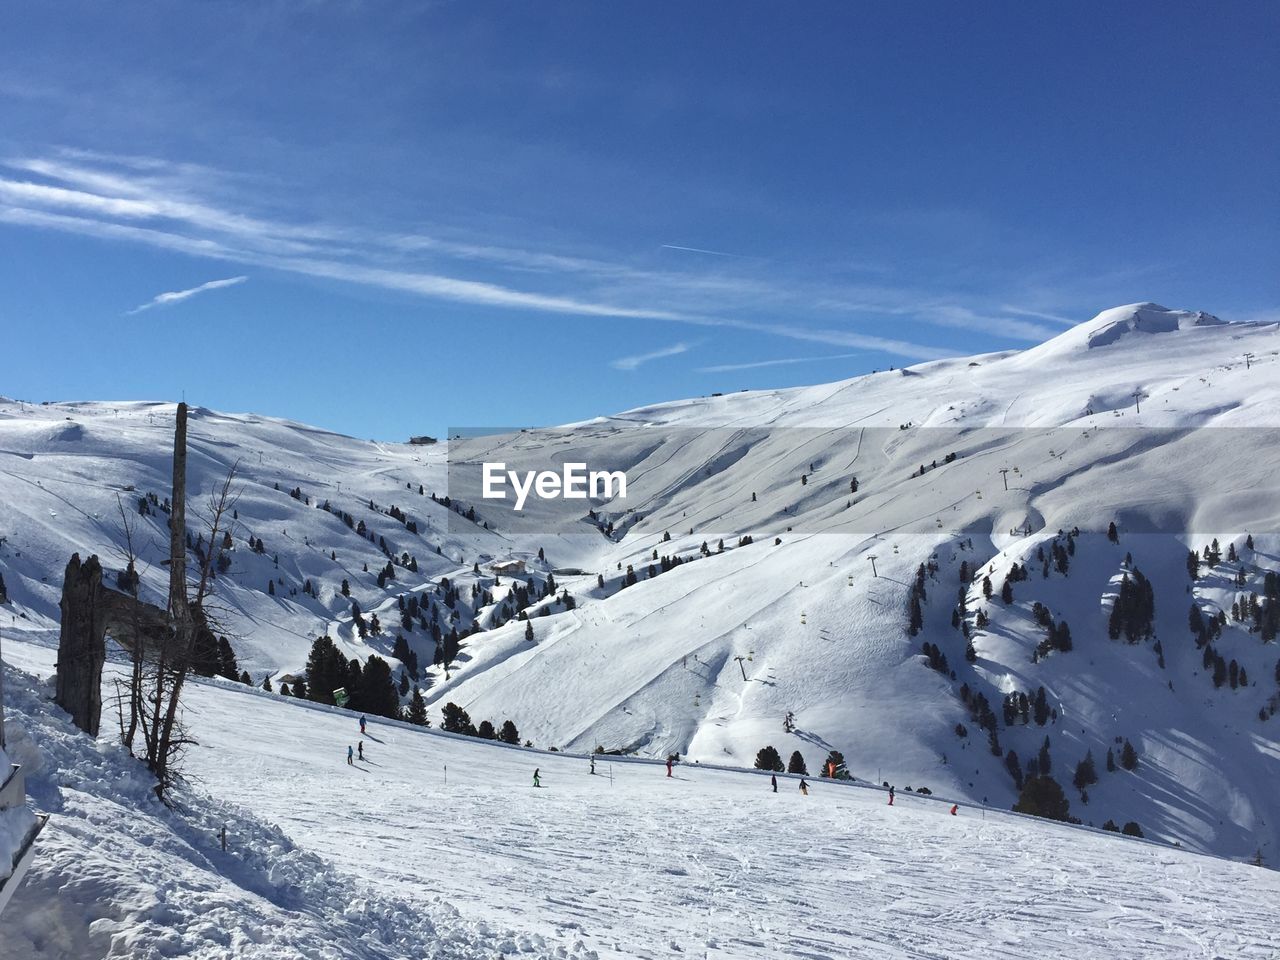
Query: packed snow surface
[{"left": 3, "top": 640, "right": 1278, "bottom": 959}]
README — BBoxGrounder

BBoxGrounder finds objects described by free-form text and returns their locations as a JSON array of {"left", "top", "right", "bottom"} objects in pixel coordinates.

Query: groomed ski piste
[{"left": 2, "top": 639, "right": 1278, "bottom": 960}]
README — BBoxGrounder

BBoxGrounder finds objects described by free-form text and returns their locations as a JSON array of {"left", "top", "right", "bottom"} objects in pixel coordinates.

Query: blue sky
[{"left": 1, "top": 2, "right": 1276, "bottom": 439}]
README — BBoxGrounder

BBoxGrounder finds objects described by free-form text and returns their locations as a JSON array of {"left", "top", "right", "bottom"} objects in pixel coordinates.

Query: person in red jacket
[
  {"left": 666, "top": 757, "right": 674, "bottom": 778},
  {"left": 950, "top": 804, "right": 959, "bottom": 815},
  {"left": 888, "top": 786, "right": 895, "bottom": 806}
]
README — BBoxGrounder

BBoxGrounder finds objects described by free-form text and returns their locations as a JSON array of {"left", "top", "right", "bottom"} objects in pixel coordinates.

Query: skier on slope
[
  {"left": 359, "top": 715, "right": 367, "bottom": 735},
  {"left": 666, "top": 756, "right": 674, "bottom": 778},
  {"left": 533, "top": 768, "right": 542, "bottom": 788},
  {"left": 950, "top": 804, "right": 959, "bottom": 816},
  {"left": 358, "top": 741, "right": 364, "bottom": 761},
  {"left": 590, "top": 756, "right": 596, "bottom": 775},
  {"left": 771, "top": 774, "right": 778, "bottom": 793},
  {"left": 347, "top": 745, "right": 354, "bottom": 766},
  {"left": 798, "top": 778, "right": 809, "bottom": 796},
  {"left": 888, "top": 786, "right": 895, "bottom": 806}
]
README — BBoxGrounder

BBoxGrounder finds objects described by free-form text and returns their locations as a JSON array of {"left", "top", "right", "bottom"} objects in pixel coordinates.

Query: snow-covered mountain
[{"left": 2, "top": 303, "right": 1279, "bottom": 865}]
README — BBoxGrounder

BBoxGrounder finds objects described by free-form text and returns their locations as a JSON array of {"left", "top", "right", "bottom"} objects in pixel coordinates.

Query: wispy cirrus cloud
[
  {"left": 0, "top": 147, "right": 1079, "bottom": 362},
  {"left": 611, "top": 341, "right": 696, "bottom": 371},
  {"left": 659, "top": 243, "right": 741, "bottom": 258},
  {"left": 127, "top": 275, "right": 248, "bottom": 315},
  {"left": 697, "top": 352, "right": 862, "bottom": 373},
  {"left": 999, "top": 304, "right": 1078, "bottom": 326}
]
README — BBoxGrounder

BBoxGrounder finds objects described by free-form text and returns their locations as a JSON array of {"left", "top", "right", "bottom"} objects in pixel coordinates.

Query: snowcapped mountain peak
[
  {"left": 1079, "top": 302, "right": 1228, "bottom": 348},
  {"left": 1031, "top": 302, "right": 1230, "bottom": 359},
  {"left": 1008, "top": 304, "right": 1239, "bottom": 371}
]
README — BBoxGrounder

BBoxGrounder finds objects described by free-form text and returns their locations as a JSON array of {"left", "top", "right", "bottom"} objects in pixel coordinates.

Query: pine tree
[
  {"left": 477, "top": 719, "right": 498, "bottom": 740},
  {"left": 1072, "top": 751, "right": 1098, "bottom": 789},
  {"left": 407, "top": 687, "right": 428, "bottom": 726},
  {"left": 1001, "top": 578, "right": 1014, "bottom": 604},
  {"left": 1120, "top": 739, "right": 1139, "bottom": 770},
  {"left": 1038, "top": 736, "right": 1052, "bottom": 776},
  {"left": 1033, "top": 686, "right": 1049, "bottom": 726},
  {"left": 754, "top": 745, "right": 784, "bottom": 772},
  {"left": 1106, "top": 747, "right": 1116, "bottom": 772},
  {"left": 355, "top": 655, "right": 400, "bottom": 718},
  {"left": 1005, "top": 749, "right": 1024, "bottom": 789},
  {"left": 1108, "top": 521, "right": 1119, "bottom": 543},
  {"left": 787, "top": 750, "right": 808, "bottom": 775},
  {"left": 982, "top": 575, "right": 993, "bottom": 599},
  {"left": 525, "top": 620, "right": 534, "bottom": 642},
  {"left": 1182, "top": 547, "right": 1203, "bottom": 578},
  {"left": 1121, "top": 821, "right": 1144, "bottom": 838},
  {"left": 441, "top": 702, "right": 475, "bottom": 735},
  {"left": 262, "top": 674, "right": 273, "bottom": 692},
  {"left": 908, "top": 592, "right": 923, "bottom": 635},
  {"left": 500, "top": 719, "right": 520, "bottom": 744}
]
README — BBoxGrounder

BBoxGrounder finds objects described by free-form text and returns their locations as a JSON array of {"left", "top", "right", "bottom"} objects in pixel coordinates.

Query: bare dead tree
[
  {"left": 140, "top": 405, "right": 237, "bottom": 796},
  {"left": 140, "top": 402, "right": 194, "bottom": 796},
  {"left": 110, "top": 493, "right": 152, "bottom": 754}
]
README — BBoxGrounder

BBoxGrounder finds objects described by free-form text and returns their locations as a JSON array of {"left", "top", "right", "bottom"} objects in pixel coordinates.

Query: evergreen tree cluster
[
  {"left": 391, "top": 634, "right": 420, "bottom": 680},
  {"left": 921, "top": 641, "right": 950, "bottom": 676},
  {"left": 1108, "top": 567, "right": 1155, "bottom": 643},
  {"left": 1031, "top": 602, "right": 1073, "bottom": 661},
  {"left": 907, "top": 563, "right": 928, "bottom": 636},
  {"left": 440, "top": 701, "right": 521, "bottom": 744},
  {"left": 302, "top": 635, "right": 400, "bottom": 718},
  {"left": 192, "top": 629, "right": 240, "bottom": 681},
  {"left": 1012, "top": 775, "right": 1073, "bottom": 822},
  {"left": 1072, "top": 751, "right": 1098, "bottom": 790}
]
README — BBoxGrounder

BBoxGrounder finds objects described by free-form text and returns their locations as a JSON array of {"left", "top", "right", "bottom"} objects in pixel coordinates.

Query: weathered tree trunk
[
  {"left": 152, "top": 402, "right": 194, "bottom": 794},
  {"left": 55, "top": 553, "right": 106, "bottom": 736}
]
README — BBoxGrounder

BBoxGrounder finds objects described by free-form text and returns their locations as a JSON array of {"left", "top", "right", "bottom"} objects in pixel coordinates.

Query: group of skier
[
  {"left": 346, "top": 716, "right": 370, "bottom": 766},
  {"left": 347, "top": 713, "right": 961, "bottom": 815}
]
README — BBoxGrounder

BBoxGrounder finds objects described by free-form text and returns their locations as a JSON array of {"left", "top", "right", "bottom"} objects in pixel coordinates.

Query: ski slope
[
  {"left": 2, "top": 303, "right": 1280, "bottom": 862},
  {"left": 4, "top": 638, "right": 1278, "bottom": 960}
]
